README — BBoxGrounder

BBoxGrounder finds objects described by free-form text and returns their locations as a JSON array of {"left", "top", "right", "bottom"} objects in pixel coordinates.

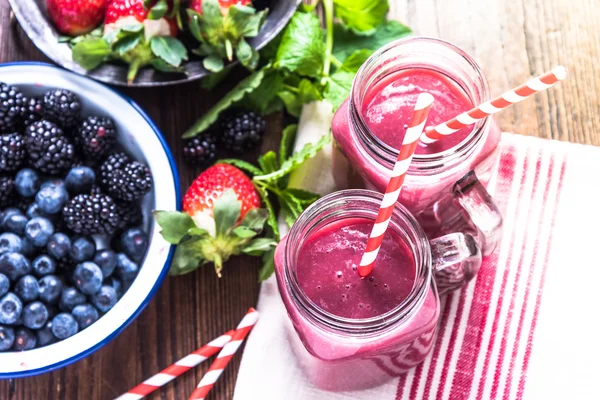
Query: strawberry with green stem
[
  {"left": 71, "top": 0, "right": 189, "bottom": 84},
  {"left": 154, "top": 163, "right": 276, "bottom": 277}
]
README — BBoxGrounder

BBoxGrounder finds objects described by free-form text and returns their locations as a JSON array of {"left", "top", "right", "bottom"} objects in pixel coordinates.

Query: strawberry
[
  {"left": 154, "top": 164, "right": 275, "bottom": 276},
  {"left": 46, "top": 0, "right": 109, "bottom": 36},
  {"left": 189, "top": 0, "right": 252, "bottom": 15},
  {"left": 72, "top": 0, "right": 188, "bottom": 84}
]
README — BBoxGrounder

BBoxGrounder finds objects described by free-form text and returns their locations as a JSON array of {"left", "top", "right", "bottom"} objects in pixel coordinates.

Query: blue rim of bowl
[{"left": 0, "top": 61, "right": 181, "bottom": 378}]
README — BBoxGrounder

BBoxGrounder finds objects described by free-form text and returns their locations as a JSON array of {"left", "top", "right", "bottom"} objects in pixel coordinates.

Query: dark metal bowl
[{"left": 8, "top": 0, "right": 299, "bottom": 87}]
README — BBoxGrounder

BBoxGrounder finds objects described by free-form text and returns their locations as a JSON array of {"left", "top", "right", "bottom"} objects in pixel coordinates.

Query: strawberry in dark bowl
[
  {"left": 0, "top": 63, "right": 178, "bottom": 377},
  {"left": 8, "top": 0, "right": 300, "bottom": 86}
]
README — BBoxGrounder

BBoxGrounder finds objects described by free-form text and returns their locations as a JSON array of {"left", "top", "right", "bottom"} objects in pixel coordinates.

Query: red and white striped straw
[
  {"left": 113, "top": 330, "right": 234, "bottom": 400},
  {"left": 421, "top": 65, "right": 566, "bottom": 144},
  {"left": 358, "top": 93, "right": 435, "bottom": 277},
  {"left": 188, "top": 308, "right": 259, "bottom": 400}
]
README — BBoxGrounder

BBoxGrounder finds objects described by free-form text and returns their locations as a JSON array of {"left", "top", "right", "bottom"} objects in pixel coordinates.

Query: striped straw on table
[
  {"left": 188, "top": 308, "right": 260, "bottom": 400},
  {"left": 358, "top": 93, "right": 435, "bottom": 277},
  {"left": 421, "top": 66, "right": 566, "bottom": 144},
  {"left": 114, "top": 330, "right": 235, "bottom": 400}
]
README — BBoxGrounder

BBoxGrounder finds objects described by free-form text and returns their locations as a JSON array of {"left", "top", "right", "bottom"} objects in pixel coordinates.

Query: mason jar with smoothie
[
  {"left": 274, "top": 190, "right": 482, "bottom": 391},
  {"left": 332, "top": 37, "right": 503, "bottom": 255}
]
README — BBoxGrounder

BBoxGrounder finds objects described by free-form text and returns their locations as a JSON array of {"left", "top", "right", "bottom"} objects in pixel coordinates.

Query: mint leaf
[
  {"left": 150, "top": 36, "right": 188, "bottom": 67},
  {"left": 148, "top": 0, "right": 168, "bottom": 19},
  {"left": 153, "top": 210, "right": 198, "bottom": 244},
  {"left": 151, "top": 58, "right": 186, "bottom": 73},
  {"left": 323, "top": 70, "right": 355, "bottom": 111},
  {"left": 254, "top": 134, "right": 332, "bottom": 182},
  {"left": 278, "top": 79, "right": 323, "bottom": 117},
  {"left": 217, "top": 159, "right": 264, "bottom": 176},
  {"left": 333, "top": 0, "right": 389, "bottom": 35},
  {"left": 285, "top": 188, "right": 320, "bottom": 206},
  {"left": 332, "top": 21, "right": 412, "bottom": 61},
  {"left": 213, "top": 189, "right": 241, "bottom": 237},
  {"left": 339, "top": 49, "right": 372, "bottom": 73},
  {"left": 279, "top": 188, "right": 320, "bottom": 228},
  {"left": 259, "top": 248, "right": 275, "bottom": 281},
  {"left": 233, "top": 226, "right": 258, "bottom": 239},
  {"left": 257, "top": 151, "right": 279, "bottom": 174},
  {"left": 71, "top": 38, "right": 112, "bottom": 70},
  {"left": 242, "top": 238, "right": 277, "bottom": 256},
  {"left": 280, "top": 124, "right": 298, "bottom": 165},
  {"left": 200, "top": 67, "right": 232, "bottom": 90},
  {"left": 255, "top": 184, "right": 279, "bottom": 239},
  {"left": 203, "top": 54, "right": 225, "bottom": 72},
  {"left": 240, "top": 208, "right": 269, "bottom": 231},
  {"left": 275, "top": 12, "right": 325, "bottom": 78},
  {"left": 183, "top": 67, "right": 267, "bottom": 137},
  {"left": 243, "top": 68, "right": 284, "bottom": 115}
]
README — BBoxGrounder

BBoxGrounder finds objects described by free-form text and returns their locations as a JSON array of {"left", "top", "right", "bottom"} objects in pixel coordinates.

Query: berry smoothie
[{"left": 274, "top": 192, "right": 440, "bottom": 391}]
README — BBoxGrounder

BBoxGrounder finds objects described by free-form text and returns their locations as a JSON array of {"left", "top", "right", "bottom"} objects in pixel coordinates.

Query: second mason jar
[{"left": 332, "top": 37, "right": 503, "bottom": 255}]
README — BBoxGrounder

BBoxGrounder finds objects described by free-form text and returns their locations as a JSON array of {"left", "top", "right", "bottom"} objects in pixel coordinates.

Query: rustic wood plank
[{"left": 0, "top": 0, "right": 598, "bottom": 399}]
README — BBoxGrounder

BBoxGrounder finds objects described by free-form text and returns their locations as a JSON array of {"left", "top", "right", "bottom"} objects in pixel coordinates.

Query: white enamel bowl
[{"left": 0, "top": 62, "right": 179, "bottom": 377}]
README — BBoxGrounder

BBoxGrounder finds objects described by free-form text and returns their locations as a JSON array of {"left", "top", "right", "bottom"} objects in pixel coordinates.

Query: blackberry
[
  {"left": 183, "top": 135, "right": 217, "bottom": 166},
  {"left": 43, "top": 89, "right": 82, "bottom": 129},
  {"left": 117, "top": 201, "right": 143, "bottom": 228},
  {"left": 103, "top": 161, "right": 152, "bottom": 202},
  {"left": 21, "top": 97, "right": 44, "bottom": 128},
  {"left": 99, "top": 152, "right": 130, "bottom": 186},
  {"left": 0, "top": 176, "right": 15, "bottom": 207},
  {"left": 77, "top": 116, "right": 117, "bottom": 162},
  {"left": 0, "top": 83, "right": 25, "bottom": 134},
  {"left": 62, "top": 194, "right": 121, "bottom": 235},
  {"left": 0, "top": 133, "right": 26, "bottom": 172},
  {"left": 25, "top": 120, "right": 75, "bottom": 175},
  {"left": 220, "top": 111, "right": 266, "bottom": 153}
]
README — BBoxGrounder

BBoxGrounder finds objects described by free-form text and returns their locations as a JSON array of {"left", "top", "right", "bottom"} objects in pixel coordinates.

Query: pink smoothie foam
[
  {"left": 274, "top": 219, "right": 440, "bottom": 391},
  {"left": 361, "top": 68, "right": 474, "bottom": 155}
]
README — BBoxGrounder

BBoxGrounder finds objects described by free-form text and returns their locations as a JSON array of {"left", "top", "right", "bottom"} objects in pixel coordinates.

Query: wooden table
[{"left": 0, "top": 0, "right": 597, "bottom": 398}]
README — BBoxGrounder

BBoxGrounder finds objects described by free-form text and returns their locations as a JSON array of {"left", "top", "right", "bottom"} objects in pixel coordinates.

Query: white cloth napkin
[{"left": 234, "top": 132, "right": 600, "bottom": 400}]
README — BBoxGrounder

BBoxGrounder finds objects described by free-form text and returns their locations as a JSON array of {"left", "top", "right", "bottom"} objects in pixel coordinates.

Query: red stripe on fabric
[
  {"left": 447, "top": 143, "right": 519, "bottom": 399},
  {"left": 408, "top": 363, "right": 426, "bottom": 400},
  {"left": 490, "top": 97, "right": 512, "bottom": 109},
  {"left": 475, "top": 152, "right": 532, "bottom": 400},
  {"left": 434, "top": 288, "right": 469, "bottom": 399},
  {"left": 516, "top": 158, "right": 567, "bottom": 398},
  {"left": 514, "top": 86, "right": 537, "bottom": 98},
  {"left": 128, "top": 383, "right": 156, "bottom": 396},
  {"left": 163, "top": 363, "right": 190, "bottom": 377},
  {"left": 489, "top": 148, "right": 545, "bottom": 399},
  {"left": 468, "top": 108, "right": 489, "bottom": 120},
  {"left": 395, "top": 373, "right": 409, "bottom": 400}
]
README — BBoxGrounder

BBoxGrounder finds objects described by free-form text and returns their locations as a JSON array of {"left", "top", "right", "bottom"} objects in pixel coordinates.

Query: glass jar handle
[
  {"left": 452, "top": 171, "right": 503, "bottom": 256},
  {"left": 430, "top": 232, "right": 482, "bottom": 294}
]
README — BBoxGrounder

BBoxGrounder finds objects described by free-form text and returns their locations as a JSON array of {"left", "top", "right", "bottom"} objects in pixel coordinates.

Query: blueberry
[
  {"left": 20, "top": 238, "right": 36, "bottom": 258},
  {"left": 72, "top": 304, "right": 99, "bottom": 330},
  {"left": 32, "top": 255, "right": 56, "bottom": 276},
  {"left": 0, "top": 293, "right": 23, "bottom": 324},
  {"left": 0, "top": 274, "right": 8, "bottom": 297},
  {"left": 103, "top": 276, "right": 123, "bottom": 298},
  {"left": 38, "top": 275, "right": 63, "bottom": 304},
  {"left": 0, "top": 252, "right": 32, "bottom": 281},
  {"left": 91, "top": 286, "right": 118, "bottom": 313},
  {"left": 12, "top": 327, "right": 36, "bottom": 351},
  {"left": 73, "top": 262, "right": 103, "bottom": 295},
  {"left": 15, "top": 168, "right": 40, "bottom": 197},
  {"left": 25, "top": 217, "right": 54, "bottom": 247},
  {"left": 51, "top": 313, "right": 78, "bottom": 339},
  {"left": 0, "top": 325, "right": 15, "bottom": 351},
  {"left": 65, "top": 166, "right": 95, "bottom": 194},
  {"left": 3, "top": 214, "right": 28, "bottom": 236},
  {"left": 116, "top": 253, "right": 139, "bottom": 283},
  {"left": 14, "top": 275, "right": 39, "bottom": 303},
  {"left": 0, "top": 208, "right": 22, "bottom": 227},
  {"left": 26, "top": 203, "right": 45, "bottom": 219},
  {"left": 59, "top": 287, "right": 86, "bottom": 311},
  {"left": 47, "top": 233, "right": 71, "bottom": 260},
  {"left": 36, "top": 321, "right": 56, "bottom": 347},
  {"left": 94, "top": 250, "right": 117, "bottom": 278},
  {"left": 22, "top": 301, "right": 49, "bottom": 329},
  {"left": 35, "top": 182, "right": 69, "bottom": 215},
  {"left": 70, "top": 237, "right": 96, "bottom": 262},
  {"left": 120, "top": 228, "right": 148, "bottom": 262},
  {"left": 0, "top": 233, "right": 22, "bottom": 254},
  {"left": 40, "top": 179, "right": 65, "bottom": 191}
]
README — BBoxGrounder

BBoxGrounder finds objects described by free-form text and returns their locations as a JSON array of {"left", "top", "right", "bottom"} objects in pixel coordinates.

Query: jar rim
[
  {"left": 283, "top": 189, "right": 432, "bottom": 335},
  {"left": 350, "top": 36, "right": 491, "bottom": 174}
]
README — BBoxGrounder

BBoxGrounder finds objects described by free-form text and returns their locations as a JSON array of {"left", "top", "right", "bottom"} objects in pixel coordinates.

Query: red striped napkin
[{"left": 234, "top": 133, "right": 599, "bottom": 400}]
